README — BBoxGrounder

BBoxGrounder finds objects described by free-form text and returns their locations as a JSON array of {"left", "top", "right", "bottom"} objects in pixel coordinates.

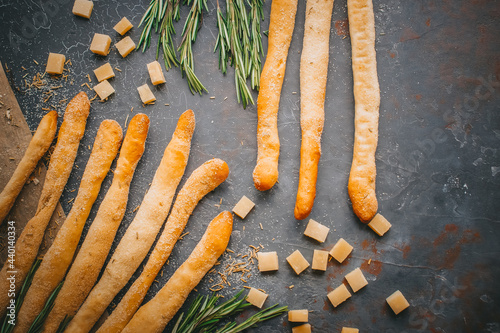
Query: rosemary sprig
[
  {"left": 55, "top": 315, "right": 72, "bottom": 333},
  {"left": 27, "top": 282, "right": 63, "bottom": 333},
  {"left": 137, "top": 0, "right": 168, "bottom": 52},
  {"left": 248, "top": 0, "right": 264, "bottom": 90},
  {"left": 156, "top": 0, "right": 181, "bottom": 70},
  {"left": 216, "top": 304, "right": 288, "bottom": 333}
]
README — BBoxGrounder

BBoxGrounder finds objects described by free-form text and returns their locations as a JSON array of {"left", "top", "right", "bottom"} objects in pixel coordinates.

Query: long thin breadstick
[
  {"left": 0, "top": 92, "right": 90, "bottom": 317},
  {"left": 42, "top": 114, "right": 149, "bottom": 333},
  {"left": 294, "top": 0, "right": 335, "bottom": 220},
  {"left": 122, "top": 211, "right": 233, "bottom": 333},
  {"left": 253, "top": 0, "right": 298, "bottom": 191},
  {"left": 0, "top": 110, "right": 58, "bottom": 224},
  {"left": 97, "top": 158, "right": 229, "bottom": 332},
  {"left": 347, "top": 0, "right": 380, "bottom": 223},
  {"left": 12, "top": 120, "right": 123, "bottom": 333},
  {"left": 66, "top": 110, "right": 195, "bottom": 333}
]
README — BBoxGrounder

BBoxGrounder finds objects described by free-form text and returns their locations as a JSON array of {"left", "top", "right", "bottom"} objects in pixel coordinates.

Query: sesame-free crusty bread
[
  {"left": 12, "top": 120, "right": 123, "bottom": 333},
  {"left": 347, "top": 0, "right": 380, "bottom": 223},
  {"left": 42, "top": 114, "right": 149, "bottom": 333}
]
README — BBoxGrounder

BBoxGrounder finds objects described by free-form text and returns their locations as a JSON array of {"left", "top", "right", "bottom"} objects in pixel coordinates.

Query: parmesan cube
[
  {"left": 286, "top": 250, "right": 310, "bottom": 275},
  {"left": 147, "top": 61, "right": 166, "bottom": 85},
  {"left": 368, "top": 213, "right": 392, "bottom": 236},
  {"left": 345, "top": 268, "right": 368, "bottom": 292},
  {"left": 246, "top": 288, "right": 268, "bottom": 308},
  {"left": 288, "top": 310, "right": 308, "bottom": 322},
  {"left": 292, "top": 324, "right": 312, "bottom": 333},
  {"left": 115, "top": 36, "right": 135, "bottom": 58},
  {"left": 329, "top": 238, "right": 353, "bottom": 263},
  {"left": 257, "top": 251, "right": 279, "bottom": 272},
  {"left": 72, "top": 0, "right": 94, "bottom": 19},
  {"left": 311, "top": 250, "right": 329, "bottom": 271},
  {"left": 90, "top": 33, "right": 112, "bottom": 56},
  {"left": 341, "top": 327, "right": 359, "bottom": 333},
  {"left": 45, "top": 53, "right": 65, "bottom": 75},
  {"left": 327, "top": 284, "right": 351, "bottom": 307},
  {"left": 93, "top": 80, "right": 115, "bottom": 100},
  {"left": 93, "top": 63, "right": 115, "bottom": 82},
  {"left": 232, "top": 195, "right": 255, "bottom": 219},
  {"left": 113, "top": 17, "right": 133, "bottom": 35},
  {"left": 304, "top": 219, "right": 329, "bottom": 243},
  {"left": 386, "top": 290, "right": 410, "bottom": 315},
  {"left": 137, "top": 84, "right": 156, "bottom": 104}
]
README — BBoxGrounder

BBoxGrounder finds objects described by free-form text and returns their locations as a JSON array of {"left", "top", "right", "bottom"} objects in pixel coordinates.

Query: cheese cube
[
  {"left": 288, "top": 310, "right": 308, "bottom": 322},
  {"left": 311, "top": 250, "right": 329, "bottom": 271},
  {"left": 90, "top": 33, "right": 112, "bottom": 56},
  {"left": 327, "top": 284, "right": 351, "bottom": 307},
  {"left": 93, "top": 63, "right": 115, "bottom": 82},
  {"left": 286, "top": 250, "right": 309, "bottom": 275},
  {"left": 45, "top": 53, "right": 65, "bottom": 75},
  {"left": 246, "top": 288, "right": 268, "bottom": 308},
  {"left": 368, "top": 213, "right": 392, "bottom": 236},
  {"left": 93, "top": 80, "right": 115, "bottom": 100},
  {"left": 113, "top": 17, "right": 133, "bottom": 35},
  {"left": 115, "top": 36, "right": 136, "bottom": 58},
  {"left": 257, "top": 251, "right": 279, "bottom": 272},
  {"left": 232, "top": 196, "right": 255, "bottom": 219},
  {"left": 345, "top": 268, "right": 368, "bottom": 292},
  {"left": 147, "top": 61, "right": 166, "bottom": 85},
  {"left": 304, "top": 219, "right": 329, "bottom": 243},
  {"left": 137, "top": 84, "right": 156, "bottom": 104},
  {"left": 292, "top": 324, "right": 312, "bottom": 333},
  {"left": 386, "top": 290, "right": 410, "bottom": 315},
  {"left": 329, "top": 238, "right": 353, "bottom": 263},
  {"left": 72, "top": 0, "right": 94, "bottom": 19},
  {"left": 341, "top": 328, "right": 359, "bottom": 333}
]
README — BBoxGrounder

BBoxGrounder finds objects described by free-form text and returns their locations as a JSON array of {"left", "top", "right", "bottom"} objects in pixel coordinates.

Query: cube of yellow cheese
[
  {"left": 329, "top": 238, "right": 353, "bottom": 263},
  {"left": 93, "top": 80, "right": 115, "bottom": 100},
  {"left": 341, "top": 327, "right": 359, "bottom": 333},
  {"left": 137, "top": 84, "right": 156, "bottom": 104},
  {"left": 288, "top": 309, "right": 308, "bottom": 322},
  {"left": 246, "top": 288, "right": 268, "bottom": 308},
  {"left": 45, "top": 53, "right": 65, "bottom": 75},
  {"left": 115, "top": 36, "right": 136, "bottom": 58},
  {"left": 72, "top": 0, "right": 94, "bottom": 19},
  {"left": 386, "top": 290, "right": 410, "bottom": 315},
  {"left": 286, "top": 250, "right": 309, "bottom": 275},
  {"left": 312, "top": 250, "right": 329, "bottom": 271},
  {"left": 368, "top": 213, "right": 392, "bottom": 236},
  {"left": 304, "top": 219, "right": 330, "bottom": 243},
  {"left": 257, "top": 251, "right": 279, "bottom": 272},
  {"left": 113, "top": 17, "right": 133, "bottom": 35},
  {"left": 147, "top": 61, "right": 166, "bottom": 85},
  {"left": 93, "top": 63, "right": 115, "bottom": 82},
  {"left": 90, "top": 33, "right": 111, "bottom": 56},
  {"left": 327, "top": 284, "right": 351, "bottom": 307},
  {"left": 345, "top": 268, "right": 368, "bottom": 292},
  {"left": 292, "top": 324, "right": 312, "bottom": 333},
  {"left": 232, "top": 195, "right": 255, "bottom": 219}
]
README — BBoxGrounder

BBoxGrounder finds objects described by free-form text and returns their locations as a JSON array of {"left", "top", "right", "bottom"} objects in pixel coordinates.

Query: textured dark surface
[{"left": 1, "top": 0, "right": 499, "bottom": 332}]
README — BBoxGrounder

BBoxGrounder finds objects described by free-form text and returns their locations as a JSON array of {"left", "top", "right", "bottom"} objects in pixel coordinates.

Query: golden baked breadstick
[
  {"left": 0, "top": 110, "right": 58, "bottom": 224},
  {"left": 97, "top": 158, "right": 229, "bottom": 333},
  {"left": 0, "top": 92, "right": 89, "bottom": 317},
  {"left": 66, "top": 110, "right": 195, "bottom": 333},
  {"left": 294, "top": 0, "right": 335, "bottom": 220},
  {"left": 122, "top": 211, "right": 233, "bottom": 333},
  {"left": 42, "top": 114, "right": 149, "bottom": 333},
  {"left": 12, "top": 120, "right": 123, "bottom": 333},
  {"left": 253, "top": 0, "right": 298, "bottom": 191},
  {"left": 347, "top": 0, "right": 380, "bottom": 223}
]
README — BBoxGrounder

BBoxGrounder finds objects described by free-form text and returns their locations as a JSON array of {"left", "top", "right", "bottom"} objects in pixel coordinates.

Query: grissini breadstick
[
  {"left": 347, "top": 0, "right": 380, "bottom": 223},
  {"left": 0, "top": 92, "right": 89, "bottom": 317},
  {"left": 253, "top": 0, "right": 298, "bottom": 191},
  {"left": 122, "top": 211, "right": 233, "bottom": 333},
  {"left": 12, "top": 120, "right": 123, "bottom": 333},
  {"left": 42, "top": 113, "right": 149, "bottom": 333},
  {"left": 0, "top": 110, "right": 58, "bottom": 224},
  {"left": 66, "top": 110, "right": 195, "bottom": 333},
  {"left": 294, "top": 0, "right": 335, "bottom": 220},
  {"left": 96, "top": 158, "right": 229, "bottom": 333}
]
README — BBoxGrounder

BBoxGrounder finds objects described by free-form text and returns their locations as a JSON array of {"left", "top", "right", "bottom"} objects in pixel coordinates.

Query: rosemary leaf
[{"left": 27, "top": 282, "right": 63, "bottom": 333}]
